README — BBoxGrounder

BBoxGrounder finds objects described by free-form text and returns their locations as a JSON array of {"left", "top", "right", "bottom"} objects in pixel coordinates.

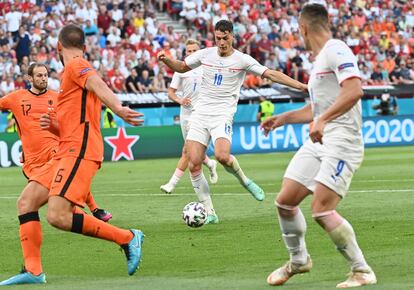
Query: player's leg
[
  {"left": 202, "top": 153, "right": 218, "bottom": 184},
  {"left": 312, "top": 182, "right": 376, "bottom": 287},
  {"left": 85, "top": 192, "right": 113, "bottom": 222},
  {"left": 267, "top": 140, "right": 321, "bottom": 286},
  {"left": 47, "top": 157, "right": 143, "bottom": 275},
  {"left": 161, "top": 114, "right": 192, "bottom": 193},
  {"left": 0, "top": 181, "right": 48, "bottom": 286},
  {"left": 214, "top": 137, "right": 264, "bottom": 201},
  {"left": 267, "top": 178, "right": 312, "bottom": 286},
  {"left": 186, "top": 139, "right": 218, "bottom": 224},
  {"left": 160, "top": 145, "right": 189, "bottom": 194}
]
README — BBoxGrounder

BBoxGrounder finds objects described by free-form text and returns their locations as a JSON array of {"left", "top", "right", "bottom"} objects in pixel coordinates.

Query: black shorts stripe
[
  {"left": 18, "top": 211, "right": 40, "bottom": 225},
  {"left": 59, "top": 122, "right": 89, "bottom": 197},
  {"left": 80, "top": 89, "right": 87, "bottom": 123}
]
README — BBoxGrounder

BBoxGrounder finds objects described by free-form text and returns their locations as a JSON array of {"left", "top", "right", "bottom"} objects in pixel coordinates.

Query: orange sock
[
  {"left": 71, "top": 208, "right": 132, "bottom": 245},
  {"left": 85, "top": 192, "right": 98, "bottom": 212},
  {"left": 18, "top": 212, "right": 43, "bottom": 275}
]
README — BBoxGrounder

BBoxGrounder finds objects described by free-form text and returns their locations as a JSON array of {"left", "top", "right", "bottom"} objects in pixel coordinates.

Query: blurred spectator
[
  {"left": 84, "top": 20, "right": 99, "bottom": 37},
  {"left": 125, "top": 69, "right": 140, "bottom": 93},
  {"left": 14, "top": 75, "right": 25, "bottom": 90},
  {"left": 111, "top": 69, "right": 126, "bottom": 93},
  {"left": 15, "top": 26, "right": 31, "bottom": 63},
  {"left": 370, "top": 65, "right": 385, "bottom": 85},
  {"left": 1, "top": 75, "right": 15, "bottom": 95},
  {"left": 244, "top": 74, "right": 264, "bottom": 89},
  {"left": 48, "top": 70, "right": 60, "bottom": 91},
  {"left": 6, "top": 5, "right": 22, "bottom": 38},
  {"left": 138, "top": 69, "right": 152, "bottom": 93},
  {"left": 152, "top": 72, "right": 167, "bottom": 92}
]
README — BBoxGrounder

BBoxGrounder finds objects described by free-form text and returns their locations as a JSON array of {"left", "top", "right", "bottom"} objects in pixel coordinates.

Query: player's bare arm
[
  {"left": 168, "top": 87, "right": 191, "bottom": 106},
  {"left": 262, "top": 69, "right": 308, "bottom": 91},
  {"left": 261, "top": 104, "right": 313, "bottom": 136},
  {"left": 85, "top": 74, "right": 144, "bottom": 126},
  {"left": 157, "top": 51, "right": 191, "bottom": 73},
  {"left": 310, "top": 78, "right": 363, "bottom": 144}
]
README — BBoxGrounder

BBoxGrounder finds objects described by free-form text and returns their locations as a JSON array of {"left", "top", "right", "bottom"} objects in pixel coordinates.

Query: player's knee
[
  {"left": 214, "top": 152, "right": 230, "bottom": 165},
  {"left": 16, "top": 195, "right": 29, "bottom": 214},
  {"left": 311, "top": 198, "right": 332, "bottom": 214},
  {"left": 188, "top": 161, "right": 202, "bottom": 173},
  {"left": 275, "top": 199, "right": 298, "bottom": 218},
  {"left": 47, "top": 209, "right": 67, "bottom": 229},
  {"left": 17, "top": 195, "right": 37, "bottom": 214}
]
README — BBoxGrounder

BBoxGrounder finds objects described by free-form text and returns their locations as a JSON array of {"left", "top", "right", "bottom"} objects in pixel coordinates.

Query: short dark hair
[
  {"left": 300, "top": 4, "right": 329, "bottom": 32},
  {"left": 214, "top": 20, "right": 233, "bottom": 33},
  {"left": 28, "top": 63, "right": 48, "bottom": 77},
  {"left": 58, "top": 24, "right": 85, "bottom": 49}
]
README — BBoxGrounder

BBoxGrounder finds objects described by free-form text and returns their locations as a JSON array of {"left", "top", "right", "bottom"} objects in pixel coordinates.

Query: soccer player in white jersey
[
  {"left": 160, "top": 39, "right": 218, "bottom": 194},
  {"left": 262, "top": 4, "right": 376, "bottom": 288},
  {"left": 158, "top": 20, "right": 307, "bottom": 224}
]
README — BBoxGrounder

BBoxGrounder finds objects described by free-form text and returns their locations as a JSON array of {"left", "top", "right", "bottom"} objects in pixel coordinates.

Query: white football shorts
[
  {"left": 186, "top": 114, "right": 233, "bottom": 146},
  {"left": 284, "top": 137, "right": 363, "bottom": 198}
]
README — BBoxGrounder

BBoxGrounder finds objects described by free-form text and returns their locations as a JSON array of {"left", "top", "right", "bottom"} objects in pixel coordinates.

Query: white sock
[
  {"left": 190, "top": 171, "right": 215, "bottom": 215},
  {"left": 327, "top": 219, "right": 370, "bottom": 271},
  {"left": 202, "top": 156, "right": 215, "bottom": 169},
  {"left": 168, "top": 168, "right": 184, "bottom": 186},
  {"left": 223, "top": 155, "right": 249, "bottom": 186},
  {"left": 277, "top": 205, "right": 309, "bottom": 265}
]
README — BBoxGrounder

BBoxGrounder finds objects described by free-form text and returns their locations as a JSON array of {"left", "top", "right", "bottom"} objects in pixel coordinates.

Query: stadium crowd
[{"left": 0, "top": 0, "right": 413, "bottom": 97}]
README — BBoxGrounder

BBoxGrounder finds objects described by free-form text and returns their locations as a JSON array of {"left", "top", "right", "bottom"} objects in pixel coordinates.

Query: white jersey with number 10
[{"left": 184, "top": 47, "right": 267, "bottom": 118}]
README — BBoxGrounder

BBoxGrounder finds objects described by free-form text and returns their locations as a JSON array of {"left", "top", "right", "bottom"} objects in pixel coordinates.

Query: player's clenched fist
[{"left": 157, "top": 50, "right": 166, "bottom": 61}]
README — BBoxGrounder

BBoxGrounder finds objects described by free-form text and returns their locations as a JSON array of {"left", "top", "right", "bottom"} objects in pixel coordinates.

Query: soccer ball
[{"left": 182, "top": 202, "right": 207, "bottom": 228}]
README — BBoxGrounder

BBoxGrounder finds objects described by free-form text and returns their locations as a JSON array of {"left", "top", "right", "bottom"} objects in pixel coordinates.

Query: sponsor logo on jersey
[{"left": 338, "top": 62, "right": 354, "bottom": 71}]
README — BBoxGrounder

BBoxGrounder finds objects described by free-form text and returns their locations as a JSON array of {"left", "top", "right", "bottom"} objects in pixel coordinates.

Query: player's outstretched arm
[
  {"left": 310, "top": 78, "right": 363, "bottom": 144},
  {"left": 261, "top": 104, "right": 313, "bottom": 137},
  {"left": 85, "top": 75, "right": 144, "bottom": 126},
  {"left": 157, "top": 51, "right": 191, "bottom": 73},
  {"left": 262, "top": 69, "right": 308, "bottom": 91}
]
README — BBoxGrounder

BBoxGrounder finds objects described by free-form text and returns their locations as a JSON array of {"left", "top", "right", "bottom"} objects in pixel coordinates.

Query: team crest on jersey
[{"left": 338, "top": 63, "right": 354, "bottom": 71}]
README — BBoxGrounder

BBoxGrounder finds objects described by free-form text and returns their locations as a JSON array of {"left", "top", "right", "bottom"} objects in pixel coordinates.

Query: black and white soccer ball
[{"left": 182, "top": 202, "right": 206, "bottom": 228}]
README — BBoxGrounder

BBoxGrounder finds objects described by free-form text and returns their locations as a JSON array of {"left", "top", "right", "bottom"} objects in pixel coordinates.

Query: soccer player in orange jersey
[
  {"left": 0, "top": 25, "right": 144, "bottom": 285},
  {"left": 0, "top": 63, "right": 112, "bottom": 222},
  {"left": 44, "top": 24, "right": 143, "bottom": 276},
  {"left": 0, "top": 63, "right": 112, "bottom": 286}
]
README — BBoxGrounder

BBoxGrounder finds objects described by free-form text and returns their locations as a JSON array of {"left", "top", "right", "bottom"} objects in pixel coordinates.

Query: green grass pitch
[{"left": 0, "top": 146, "right": 413, "bottom": 289}]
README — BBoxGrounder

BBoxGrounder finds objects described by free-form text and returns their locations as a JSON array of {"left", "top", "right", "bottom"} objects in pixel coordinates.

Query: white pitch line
[{"left": 0, "top": 189, "right": 413, "bottom": 199}]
